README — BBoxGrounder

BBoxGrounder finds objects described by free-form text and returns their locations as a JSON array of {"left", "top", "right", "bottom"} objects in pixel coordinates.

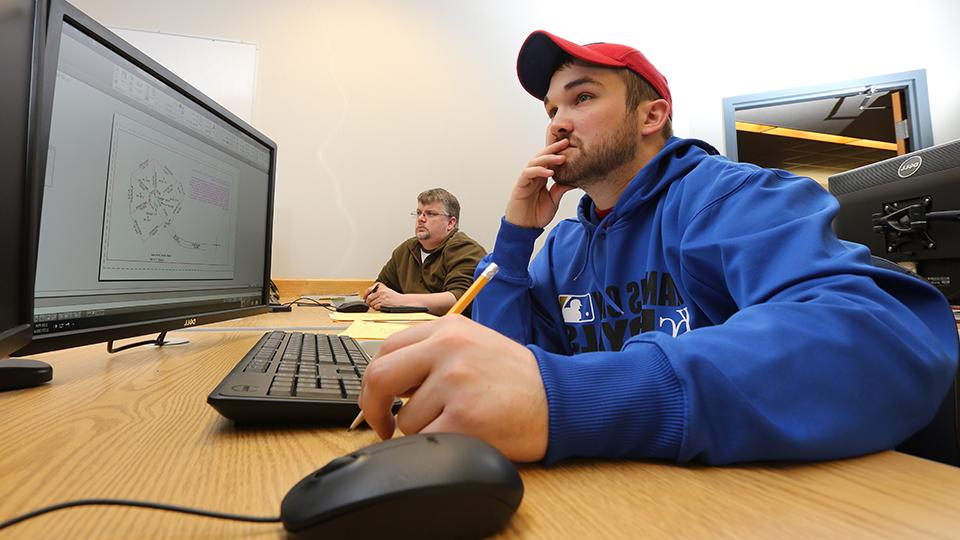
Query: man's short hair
[
  {"left": 619, "top": 68, "right": 673, "bottom": 139},
  {"left": 557, "top": 56, "right": 673, "bottom": 140},
  {"left": 418, "top": 188, "right": 461, "bottom": 222}
]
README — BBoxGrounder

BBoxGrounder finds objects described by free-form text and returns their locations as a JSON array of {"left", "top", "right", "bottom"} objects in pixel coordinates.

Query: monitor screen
[
  {"left": 17, "top": 1, "right": 275, "bottom": 355},
  {"left": 830, "top": 139, "right": 960, "bottom": 304}
]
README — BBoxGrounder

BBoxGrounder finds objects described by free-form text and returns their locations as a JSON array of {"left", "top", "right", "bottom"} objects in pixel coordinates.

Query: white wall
[{"left": 71, "top": 0, "right": 960, "bottom": 279}]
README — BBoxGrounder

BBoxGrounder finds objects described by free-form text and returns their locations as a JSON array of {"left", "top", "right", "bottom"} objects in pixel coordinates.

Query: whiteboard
[{"left": 109, "top": 27, "right": 258, "bottom": 123}]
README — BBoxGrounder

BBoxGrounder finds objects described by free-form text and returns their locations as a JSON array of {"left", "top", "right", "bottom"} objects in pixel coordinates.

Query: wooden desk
[{"left": 2, "top": 307, "right": 959, "bottom": 539}]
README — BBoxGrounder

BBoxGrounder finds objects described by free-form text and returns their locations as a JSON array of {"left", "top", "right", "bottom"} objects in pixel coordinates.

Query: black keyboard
[{"left": 207, "top": 331, "right": 396, "bottom": 424}]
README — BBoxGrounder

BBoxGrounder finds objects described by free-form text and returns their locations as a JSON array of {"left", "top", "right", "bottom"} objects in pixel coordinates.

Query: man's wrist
[
  {"left": 523, "top": 346, "right": 550, "bottom": 462},
  {"left": 491, "top": 218, "right": 542, "bottom": 278},
  {"left": 503, "top": 212, "right": 528, "bottom": 229}
]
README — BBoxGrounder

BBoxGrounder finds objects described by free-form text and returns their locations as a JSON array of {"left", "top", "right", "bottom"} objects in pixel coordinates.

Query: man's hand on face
[
  {"left": 505, "top": 139, "right": 578, "bottom": 229},
  {"left": 364, "top": 283, "right": 405, "bottom": 310},
  {"left": 358, "top": 315, "right": 549, "bottom": 462}
]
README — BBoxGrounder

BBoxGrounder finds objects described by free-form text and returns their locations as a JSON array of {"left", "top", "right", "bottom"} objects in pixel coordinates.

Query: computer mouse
[
  {"left": 280, "top": 433, "right": 524, "bottom": 539},
  {"left": 336, "top": 300, "right": 369, "bottom": 313}
]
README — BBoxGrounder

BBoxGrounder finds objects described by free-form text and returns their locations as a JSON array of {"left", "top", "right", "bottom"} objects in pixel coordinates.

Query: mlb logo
[{"left": 559, "top": 294, "right": 594, "bottom": 323}]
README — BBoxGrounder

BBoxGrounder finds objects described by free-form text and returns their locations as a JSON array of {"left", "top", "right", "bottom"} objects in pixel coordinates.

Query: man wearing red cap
[{"left": 358, "top": 31, "right": 958, "bottom": 464}]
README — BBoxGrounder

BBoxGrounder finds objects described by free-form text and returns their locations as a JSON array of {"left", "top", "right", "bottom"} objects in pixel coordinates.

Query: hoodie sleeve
[
  {"left": 650, "top": 168, "right": 958, "bottom": 464},
  {"left": 471, "top": 218, "right": 569, "bottom": 354}
]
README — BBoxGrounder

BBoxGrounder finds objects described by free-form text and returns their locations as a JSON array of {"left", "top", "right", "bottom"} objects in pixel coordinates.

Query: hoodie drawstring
[{"left": 572, "top": 218, "right": 625, "bottom": 317}]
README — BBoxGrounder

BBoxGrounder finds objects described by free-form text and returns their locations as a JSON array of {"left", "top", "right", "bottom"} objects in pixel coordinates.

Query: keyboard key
[
  {"left": 295, "top": 387, "right": 344, "bottom": 400},
  {"left": 319, "top": 364, "right": 338, "bottom": 379}
]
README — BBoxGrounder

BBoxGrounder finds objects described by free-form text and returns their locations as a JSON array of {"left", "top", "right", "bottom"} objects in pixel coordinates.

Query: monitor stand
[
  {"left": 0, "top": 359, "right": 53, "bottom": 392},
  {"left": 106, "top": 331, "right": 189, "bottom": 354}
]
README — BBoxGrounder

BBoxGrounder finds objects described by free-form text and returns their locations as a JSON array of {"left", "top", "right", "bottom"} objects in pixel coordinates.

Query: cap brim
[{"left": 517, "top": 30, "right": 626, "bottom": 101}]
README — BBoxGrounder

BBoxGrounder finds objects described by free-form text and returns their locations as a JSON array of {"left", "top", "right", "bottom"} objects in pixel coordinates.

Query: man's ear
[
  {"left": 639, "top": 99, "right": 670, "bottom": 136},
  {"left": 447, "top": 216, "right": 457, "bottom": 232}
]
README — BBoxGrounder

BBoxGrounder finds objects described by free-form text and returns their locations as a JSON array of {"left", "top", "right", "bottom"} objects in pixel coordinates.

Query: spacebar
[{"left": 295, "top": 388, "right": 343, "bottom": 399}]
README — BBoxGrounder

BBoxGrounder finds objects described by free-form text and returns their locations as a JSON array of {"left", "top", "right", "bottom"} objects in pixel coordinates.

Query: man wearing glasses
[{"left": 363, "top": 188, "right": 486, "bottom": 315}]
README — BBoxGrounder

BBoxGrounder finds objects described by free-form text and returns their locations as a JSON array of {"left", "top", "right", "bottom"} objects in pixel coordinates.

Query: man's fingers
[
  {"left": 361, "top": 283, "right": 379, "bottom": 300},
  {"left": 359, "top": 336, "right": 442, "bottom": 438},
  {"left": 519, "top": 167, "right": 552, "bottom": 183},
  {"left": 394, "top": 378, "right": 446, "bottom": 435},
  {"left": 538, "top": 138, "right": 570, "bottom": 156},
  {"left": 527, "top": 153, "right": 565, "bottom": 169},
  {"left": 515, "top": 170, "right": 553, "bottom": 196},
  {"left": 365, "top": 290, "right": 381, "bottom": 304}
]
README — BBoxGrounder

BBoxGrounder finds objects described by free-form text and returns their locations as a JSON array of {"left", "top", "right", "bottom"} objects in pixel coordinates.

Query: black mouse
[
  {"left": 335, "top": 299, "right": 369, "bottom": 313},
  {"left": 280, "top": 433, "right": 524, "bottom": 539}
]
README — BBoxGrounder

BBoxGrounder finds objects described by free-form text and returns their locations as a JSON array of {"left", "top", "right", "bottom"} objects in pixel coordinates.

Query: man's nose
[{"left": 549, "top": 113, "right": 572, "bottom": 142}]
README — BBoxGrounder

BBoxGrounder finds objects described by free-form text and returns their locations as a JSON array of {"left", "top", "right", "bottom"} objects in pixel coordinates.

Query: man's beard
[{"left": 552, "top": 115, "right": 639, "bottom": 188}]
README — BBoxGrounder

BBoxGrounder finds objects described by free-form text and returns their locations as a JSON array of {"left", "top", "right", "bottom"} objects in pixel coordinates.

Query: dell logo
[
  {"left": 897, "top": 156, "right": 922, "bottom": 178},
  {"left": 183, "top": 318, "right": 197, "bottom": 327}
]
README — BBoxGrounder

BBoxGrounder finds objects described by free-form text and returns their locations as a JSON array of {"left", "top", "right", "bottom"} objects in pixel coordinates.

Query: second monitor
[{"left": 830, "top": 139, "right": 960, "bottom": 305}]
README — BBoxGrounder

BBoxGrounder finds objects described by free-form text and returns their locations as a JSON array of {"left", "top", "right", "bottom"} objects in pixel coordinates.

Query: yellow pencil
[{"left": 349, "top": 263, "right": 499, "bottom": 430}]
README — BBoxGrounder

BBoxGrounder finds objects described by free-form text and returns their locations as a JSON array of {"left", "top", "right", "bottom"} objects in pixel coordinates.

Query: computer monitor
[
  {"left": 831, "top": 140, "right": 960, "bottom": 466},
  {"left": 829, "top": 139, "right": 960, "bottom": 304},
  {"left": 14, "top": 0, "right": 276, "bottom": 356},
  {"left": 1, "top": 0, "right": 53, "bottom": 390}
]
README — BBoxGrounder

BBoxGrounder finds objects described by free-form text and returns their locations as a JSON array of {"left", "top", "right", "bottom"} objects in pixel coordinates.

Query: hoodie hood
[
  {"left": 570, "top": 137, "right": 720, "bottom": 306},
  {"left": 576, "top": 137, "right": 720, "bottom": 227}
]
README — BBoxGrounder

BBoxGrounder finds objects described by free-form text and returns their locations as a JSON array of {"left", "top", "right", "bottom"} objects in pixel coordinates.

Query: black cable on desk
[
  {"left": 282, "top": 296, "right": 337, "bottom": 309},
  {"left": 284, "top": 296, "right": 323, "bottom": 307},
  {"left": 0, "top": 499, "right": 280, "bottom": 532},
  {"left": 285, "top": 296, "right": 337, "bottom": 311},
  {"left": 271, "top": 296, "right": 336, "bottom": 312}
]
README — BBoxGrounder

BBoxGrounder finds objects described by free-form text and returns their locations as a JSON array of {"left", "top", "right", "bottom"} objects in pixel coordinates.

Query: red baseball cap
[{"left": 516, "top": 30, "right": 671, "bottom": 116}]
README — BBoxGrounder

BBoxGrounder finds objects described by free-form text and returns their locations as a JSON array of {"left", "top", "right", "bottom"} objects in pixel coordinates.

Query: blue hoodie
[{"left": 472, "top": 137, "right": 958, "bottom": 465}]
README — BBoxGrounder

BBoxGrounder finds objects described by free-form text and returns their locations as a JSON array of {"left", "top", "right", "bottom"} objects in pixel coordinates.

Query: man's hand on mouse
[
  {"left": 505, "top": 139, "right": 577, "bottom": 229},
  {"left": 363, "top": 282, "right": 404, "bottom": 310},
  {"left": 358, "top": 315, "right": 549, "bottom": 462}
]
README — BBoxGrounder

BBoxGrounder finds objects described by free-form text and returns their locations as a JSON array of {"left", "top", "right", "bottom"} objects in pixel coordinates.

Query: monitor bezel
[
  {"left": 1, "top": 0, "right": 47, "bottom": 359},
  {"left": 15, "top": 0, "right": 275, "bottom": 356}
]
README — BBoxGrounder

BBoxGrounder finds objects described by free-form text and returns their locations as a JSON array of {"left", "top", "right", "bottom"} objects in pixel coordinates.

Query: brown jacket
[{"left": 376, "top": 230, "right": 486, "bottom": 302}]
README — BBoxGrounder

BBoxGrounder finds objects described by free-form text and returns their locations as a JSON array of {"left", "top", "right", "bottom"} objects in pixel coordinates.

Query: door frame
[{"left": 721, "top": 69, "right": 933, "bottom": 160}]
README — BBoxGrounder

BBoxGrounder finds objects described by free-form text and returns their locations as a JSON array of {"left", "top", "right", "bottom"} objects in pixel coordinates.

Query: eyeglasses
[{"left": 410, "top": 210, "right": 450, "bottom": 219}]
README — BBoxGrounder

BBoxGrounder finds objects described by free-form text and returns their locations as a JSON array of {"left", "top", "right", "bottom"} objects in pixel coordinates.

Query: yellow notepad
[
  {"left": 339, "top": 320, "right": 413, "bottom": 340},
  {"left": 329, "top": 312, "right": 437, "bottom": 323}
]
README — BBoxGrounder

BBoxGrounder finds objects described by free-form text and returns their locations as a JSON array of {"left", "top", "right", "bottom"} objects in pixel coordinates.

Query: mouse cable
[
  {"left": 0, "top": 499, "right": 281, "bottom": 532},
  {"left": 286, "top": 297, "right": 337, "bottom": 311},
  {"left": 282, "top": 296, "right": 335, "bottom": 308}
]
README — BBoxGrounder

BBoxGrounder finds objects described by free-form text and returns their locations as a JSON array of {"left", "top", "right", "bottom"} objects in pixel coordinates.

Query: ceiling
[
  {"left": 736, "top": 91, "right": 898, "bottom": 142},
  {"left": 737, "top": 131, "right": 897, "bottom": 185},
  {"left": 733, "top": 88, "right": 905, "bottom": 185}
]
